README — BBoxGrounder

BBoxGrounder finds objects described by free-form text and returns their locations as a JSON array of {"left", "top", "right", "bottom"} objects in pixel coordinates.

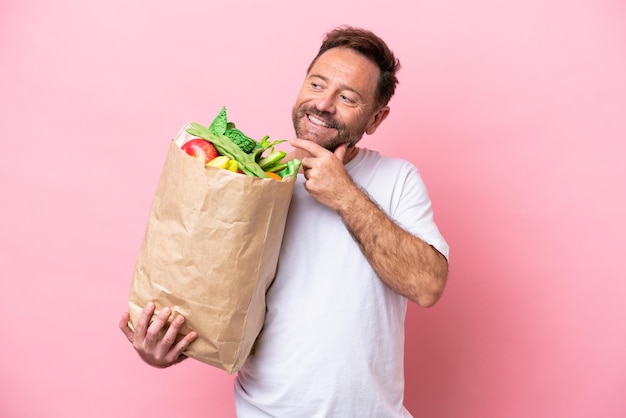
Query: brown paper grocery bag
[{"left": 128, "top": 123, "right": 295, "bottom": 373}]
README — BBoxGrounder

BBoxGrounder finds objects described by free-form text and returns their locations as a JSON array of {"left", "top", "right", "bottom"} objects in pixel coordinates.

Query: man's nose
[{"left": 314, "top": 91, "right": 336, "bottom": 113}]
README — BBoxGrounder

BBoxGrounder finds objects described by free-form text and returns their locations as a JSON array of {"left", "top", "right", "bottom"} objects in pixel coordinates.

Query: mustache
[{"left": 300, "top": 107, "right": 341, "bottom": 130}]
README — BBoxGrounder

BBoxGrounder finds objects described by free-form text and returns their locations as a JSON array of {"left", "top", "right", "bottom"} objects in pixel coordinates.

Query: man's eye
[
  {"left": 340, "top": 95, "right": 355, "bottom": 104},
  {"left": 311, "top": 83, "right": 322, "bottom": 90}
]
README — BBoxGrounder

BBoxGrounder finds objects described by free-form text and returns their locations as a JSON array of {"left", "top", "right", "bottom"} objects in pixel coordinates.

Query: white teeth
[{"left": 308, "top": 114, "right": 329, "bottom": 128}]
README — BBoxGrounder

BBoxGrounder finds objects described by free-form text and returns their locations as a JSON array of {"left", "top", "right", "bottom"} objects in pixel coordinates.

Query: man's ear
[{"left": 365, "top": 106, "right": 390, "bottom": 135}]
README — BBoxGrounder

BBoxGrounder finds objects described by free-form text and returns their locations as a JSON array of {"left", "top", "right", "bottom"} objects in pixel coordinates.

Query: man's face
[{"left": 292, "top": 47, "right": 387, "bottom": 151}]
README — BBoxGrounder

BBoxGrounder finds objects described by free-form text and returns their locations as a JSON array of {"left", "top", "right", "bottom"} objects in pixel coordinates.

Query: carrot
[{"left": 265, "top": 171, "right": 282, "bottom": 181}]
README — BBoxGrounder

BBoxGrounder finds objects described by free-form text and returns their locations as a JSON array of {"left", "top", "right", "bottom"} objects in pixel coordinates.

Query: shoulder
[
  {"left": 349, "top": 148, "right": 431, "bottom": 210},
  {"left": 352, "top": 148, "right": 418, "bottom": 172},
  {"left": 352, "top": 148, "right": 423, "bottom": 186}
]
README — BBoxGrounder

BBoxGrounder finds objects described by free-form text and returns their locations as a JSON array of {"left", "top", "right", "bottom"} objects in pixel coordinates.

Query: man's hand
[
  {"left": 119, "top": 302, "right": 197, "bottom": 368},
  {"left": 290, "top": 138, "right": 358, "bottom": 212}
]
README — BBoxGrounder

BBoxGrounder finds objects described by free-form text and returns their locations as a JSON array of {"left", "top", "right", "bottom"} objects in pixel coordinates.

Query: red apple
[{"left": 181, "top": 138, "right": 219, "bottom": 164}]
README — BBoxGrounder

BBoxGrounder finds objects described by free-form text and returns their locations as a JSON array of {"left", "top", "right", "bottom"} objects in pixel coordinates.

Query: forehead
[{"left": 308, "top": 47, "right": 380, "bottom": 100}]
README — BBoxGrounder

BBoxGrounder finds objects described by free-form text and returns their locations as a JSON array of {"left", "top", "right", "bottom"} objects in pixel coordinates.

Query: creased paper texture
[{"left": 128, "top": 124, "right": 295, "bottom": 373}]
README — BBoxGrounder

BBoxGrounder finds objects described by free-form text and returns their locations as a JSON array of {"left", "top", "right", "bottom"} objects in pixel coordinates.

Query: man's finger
[
  {"left": 172, "top": 329, "right": 198, "bottom": 358},
  {"left": 119, "top": 312, "right": 135, "bottom": 343},
  {"left": 290, "top": 138, "right": 326, "bottom": 157},
  {"left": 134, "top": 302, "right": 155, "bottom": 338},
  {"left": 160, "top": 314, "right": 184, "bottom": 349},
  {"left": 142, "top": 306, "right": 169, "bottom": 347},
  {"left": 334, "top": 143, "right": 348, "bottom": 162}
]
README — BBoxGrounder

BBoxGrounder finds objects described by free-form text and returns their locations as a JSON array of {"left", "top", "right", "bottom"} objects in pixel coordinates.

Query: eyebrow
[{"left": 308, "top": 74, "right": 364, "bottom": 100}]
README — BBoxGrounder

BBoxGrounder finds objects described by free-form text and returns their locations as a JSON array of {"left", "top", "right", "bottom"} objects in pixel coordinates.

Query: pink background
[{"left": 1, "top": 0, "right": 625, "bottom": 417}]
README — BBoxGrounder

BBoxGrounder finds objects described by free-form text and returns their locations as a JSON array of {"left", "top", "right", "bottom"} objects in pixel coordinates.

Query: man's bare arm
[
  {"left": 336, "top": 184, "right": 448, "bottom": 306},
  {"left": 291, "top": 138, "right": 448, "bottom": 307}
]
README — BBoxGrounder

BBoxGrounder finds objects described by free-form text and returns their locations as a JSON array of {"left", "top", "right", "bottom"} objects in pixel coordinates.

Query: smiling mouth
[{"left": 307, "top": 113, "right": 333, "bottom": 129}]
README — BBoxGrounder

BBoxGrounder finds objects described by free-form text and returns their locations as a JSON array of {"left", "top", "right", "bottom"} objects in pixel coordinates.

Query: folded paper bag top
[{"left": 128, "top": 122, "right": 296, "bottom": 373}]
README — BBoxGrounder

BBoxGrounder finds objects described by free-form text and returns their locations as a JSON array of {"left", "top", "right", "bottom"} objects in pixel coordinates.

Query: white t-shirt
[{"left": 234, "top": 148, "right": 449, "bottom": 417}]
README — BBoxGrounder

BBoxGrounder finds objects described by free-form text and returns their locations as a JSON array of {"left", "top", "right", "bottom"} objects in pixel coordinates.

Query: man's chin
[
  {"left": 295, "top": 129, "right": 335, "bottom": 148},
  {"left": 322, "top": 138, "right": 358, "bottom": 152}
]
